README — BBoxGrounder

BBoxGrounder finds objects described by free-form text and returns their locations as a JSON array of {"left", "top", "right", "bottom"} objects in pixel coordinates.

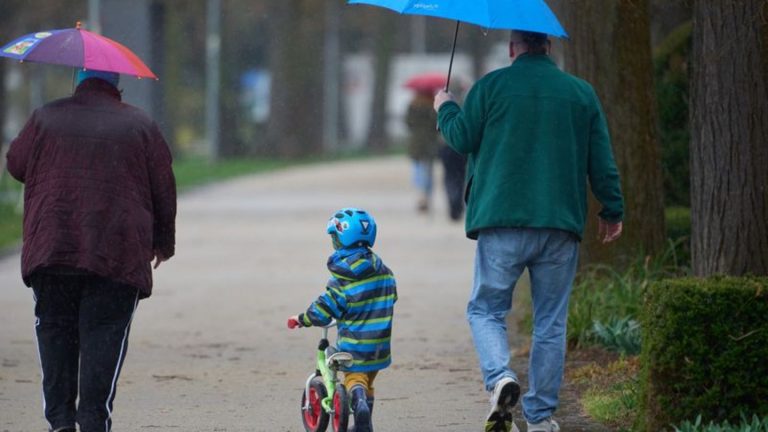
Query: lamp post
[
  {"left": 88, "top": 0, "right": 102, "bottom": 34},
  {"left": 206, "top": 0, "right": 221, "bottom": 162}
]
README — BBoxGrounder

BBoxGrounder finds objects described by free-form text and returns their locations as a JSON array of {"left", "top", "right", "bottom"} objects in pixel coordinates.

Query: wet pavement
[{"left": 0, "top": 156, "right": 609, "bottom": 431}]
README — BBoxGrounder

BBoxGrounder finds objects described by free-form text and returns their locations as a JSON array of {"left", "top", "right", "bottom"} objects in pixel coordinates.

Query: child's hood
[{"left": 327, "top": 247, "right": 382, "bottom": 280}]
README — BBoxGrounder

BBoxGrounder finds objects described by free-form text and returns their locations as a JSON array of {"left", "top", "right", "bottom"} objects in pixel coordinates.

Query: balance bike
[{"left": 300, "top": 321, "right": 353, "bottom": 432}]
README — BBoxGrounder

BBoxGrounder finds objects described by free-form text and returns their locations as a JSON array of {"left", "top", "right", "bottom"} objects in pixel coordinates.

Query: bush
[
  {"left": 666, "top": 206, "right": 691, "bottom": 242},
  {"left": 666, "top": 206, "right": 691, "bottom": 268},
  {"left": 591, "top": 316, "right": 642, "bottom": 356},
  {"left": 654, "top": 21, "right": 692, "bottom": 207},
  {"left": 674, "top": 414, "right": 768, "bottom": 432},
  {"left": 565, "top": 241, "right": 688, "bottom": 348},
  {"left": 640, "top": 277, "right": 768, "bottom": 431}
]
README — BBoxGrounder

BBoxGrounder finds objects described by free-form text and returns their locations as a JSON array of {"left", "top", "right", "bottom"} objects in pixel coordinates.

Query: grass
[
  {"left": 0, "top": 170, "right": 22, "bottom": 251},
  {"left": 0, "top": 156, "right": 306, "bottom": 251},
  {"left": 0, "top": 202, "right": 22, "bottom": 251},
  {"left": 171, "top": 156, "right": 294, "bottom": 191},
  {"left": 571, "top": 356, "right": 640, "bottom": 431}
]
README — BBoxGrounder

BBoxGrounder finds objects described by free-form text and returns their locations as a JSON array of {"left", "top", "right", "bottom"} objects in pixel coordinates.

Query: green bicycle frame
[{"left": 316, "top": 326, "right": 341, "bottom": 412}]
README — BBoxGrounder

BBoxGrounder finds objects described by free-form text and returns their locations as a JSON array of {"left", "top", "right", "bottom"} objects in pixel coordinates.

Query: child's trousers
[{"left": 345, "top": 371, "right": 378, "bottom": 397}]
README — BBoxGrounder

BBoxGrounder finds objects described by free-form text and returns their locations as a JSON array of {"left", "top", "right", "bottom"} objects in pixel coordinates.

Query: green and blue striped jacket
[{"left": 299, "top": 247, "right": 397, "bottom": 372}]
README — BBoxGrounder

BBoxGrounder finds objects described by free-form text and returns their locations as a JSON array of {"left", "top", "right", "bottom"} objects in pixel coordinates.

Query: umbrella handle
[
  {"left": 445, "top": 20, "right": 460, "bottom": 92},
  {"left": 438, "top": 20, "right": 461, "bottom": 131}
]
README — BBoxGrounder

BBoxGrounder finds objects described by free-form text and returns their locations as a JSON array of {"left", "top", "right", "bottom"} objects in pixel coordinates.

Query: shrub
[
  {"left": 665, "top": 206, "right": 691, "bottom": 268},
  {"left": 591, "top": 316, "right": 642, "bottom": 356},
  {"left": 565, "top": 240, "right": 688, "bottom": 348},
  {"left": 654, "top": 21, "right": 692, "bottom": 207},
  {"left": 665, "top": 206, "right": 691, "bottom": 242},
  {"left": 640, "top": 277, "right": 768, "bottom": 431}
]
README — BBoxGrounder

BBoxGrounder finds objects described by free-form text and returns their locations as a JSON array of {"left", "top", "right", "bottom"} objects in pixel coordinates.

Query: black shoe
[{"left": 351, "top": 386, "right": 371, "bottom": 432}]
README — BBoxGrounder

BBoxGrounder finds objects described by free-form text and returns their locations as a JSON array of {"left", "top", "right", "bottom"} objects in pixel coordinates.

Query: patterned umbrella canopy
[{"left": 0, "top": 23, "right": 157, "bottom": 79}]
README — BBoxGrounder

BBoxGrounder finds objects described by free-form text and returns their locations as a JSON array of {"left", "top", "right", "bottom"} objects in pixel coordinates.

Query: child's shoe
[
  {"left": 526, "top": 418, "right": 559, "bottom": 432},
  {"left": 351, "top": 386, "right": 372, "bottom": 432},
  {"left": 485, "top": 376, "right": 520, "bottom": 432}
]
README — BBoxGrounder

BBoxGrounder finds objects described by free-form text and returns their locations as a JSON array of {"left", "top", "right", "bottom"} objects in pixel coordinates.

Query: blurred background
[
  {"left": 0, "top": 1, "right": 689, "bottom": 165},
  {"left": 0, "top": 0, "right": 697, "bottom": 266}
]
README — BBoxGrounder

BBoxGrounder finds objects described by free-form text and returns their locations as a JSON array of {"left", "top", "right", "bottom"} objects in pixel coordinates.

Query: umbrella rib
[
  {"left": 486, "top": 0, "right": 495, "bottom": 30},
  {"left": 78, "top": 28, "right": 86, "bottom": 71}
]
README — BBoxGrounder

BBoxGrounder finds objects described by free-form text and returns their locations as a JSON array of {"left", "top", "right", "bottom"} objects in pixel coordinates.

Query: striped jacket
[{"left": 298, "top": 247, "right": 397, "bottom": 372}]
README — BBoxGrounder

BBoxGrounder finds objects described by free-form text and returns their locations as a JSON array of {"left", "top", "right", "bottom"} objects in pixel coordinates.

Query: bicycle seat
[{"left": 326, "top": 351, "right": 354, "bottom": 369}]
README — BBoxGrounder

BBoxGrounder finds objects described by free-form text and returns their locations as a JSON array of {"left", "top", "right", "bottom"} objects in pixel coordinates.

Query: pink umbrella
[
  {"left": 404, "top": 72, "right": 449, "bottom": 94},
  {"left": 0, "top": 22, "right": 157, "bottom": 79}
]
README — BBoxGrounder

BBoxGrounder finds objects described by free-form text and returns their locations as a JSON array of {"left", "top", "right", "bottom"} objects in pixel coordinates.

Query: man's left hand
[
  {"left": 598, "top": 219, "right": 623, "bottom": 244},
  {"left": 434, "top": 90, "right": 455, "bottom": 112}
]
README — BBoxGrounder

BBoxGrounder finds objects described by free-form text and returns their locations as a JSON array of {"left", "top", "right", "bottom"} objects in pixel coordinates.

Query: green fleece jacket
[{"left": 437, "top": 54, "right": 624, "bottom": 240}]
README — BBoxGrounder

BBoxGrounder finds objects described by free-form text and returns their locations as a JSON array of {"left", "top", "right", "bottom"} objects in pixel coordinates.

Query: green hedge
[{"left": 640, "top": 277, "right": 768, "bottom": 431}]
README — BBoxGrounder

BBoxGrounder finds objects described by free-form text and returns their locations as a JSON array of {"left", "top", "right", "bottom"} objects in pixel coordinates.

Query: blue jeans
[
  {"left": 411, "top": 159, "right": 434, "bottom": 195},
  {"left": 467, "top": 227, "right": 579, "bottom": 423}
]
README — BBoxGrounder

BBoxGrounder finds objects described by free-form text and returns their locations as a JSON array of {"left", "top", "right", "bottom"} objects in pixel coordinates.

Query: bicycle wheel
[
  {"left": 331, "top": 383, "right": 349, "bottom": 432},
  {"left": 301, "top": 376, "right": 329, "bottom": 432}
]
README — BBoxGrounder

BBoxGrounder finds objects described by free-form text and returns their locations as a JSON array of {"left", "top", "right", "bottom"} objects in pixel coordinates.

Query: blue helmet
[{"left": 326, "top": 208, "right": 377, "bottom": 249}]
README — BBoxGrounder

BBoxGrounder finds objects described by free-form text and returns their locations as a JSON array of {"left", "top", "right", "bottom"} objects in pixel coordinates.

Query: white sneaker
[
  {"left": 527, "top": 418, "right": 560, "bottom": 432},
  {"left": 484, "top": 377, "right": 521, "bottom": 432}
]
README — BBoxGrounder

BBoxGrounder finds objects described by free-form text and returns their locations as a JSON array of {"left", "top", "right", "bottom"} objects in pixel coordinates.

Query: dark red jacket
[{"left": 6, "top": 79, "right": 176, "bottom": 298}]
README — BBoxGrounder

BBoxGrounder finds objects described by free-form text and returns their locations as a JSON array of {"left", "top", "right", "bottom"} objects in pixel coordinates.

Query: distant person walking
[
  {"left": 438, "top": 143, "right": 467, "bottom": 222},
  {"left": 434, "top": 30, "right": 624, "bottom": 432},
  {"left": 406, "top": 91, "right": 441, "bottom": 213},
  {"left": 6, "top": 70, "right": 177, "bottom": 432}
]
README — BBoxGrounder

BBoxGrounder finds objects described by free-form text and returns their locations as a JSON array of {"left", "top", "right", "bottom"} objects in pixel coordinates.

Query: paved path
[{"left": 0, "top": 156, "right": 607, "bottom": 431}]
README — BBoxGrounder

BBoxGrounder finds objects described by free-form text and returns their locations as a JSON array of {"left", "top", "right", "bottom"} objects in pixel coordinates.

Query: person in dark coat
[
  {"left": 6, "top": 69, "right": 176, "bottom": 432},
  {"left": 406, "top": 91, "right": 441, "bottom": 213},
  {"left": 439, "top": 143, "right": 467, "bottom": 222}
]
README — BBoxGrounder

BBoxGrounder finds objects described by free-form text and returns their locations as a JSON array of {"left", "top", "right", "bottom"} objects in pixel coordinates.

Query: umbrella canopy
[
  {"left": 349, "top": 0, "right": 567, "bottom": 91},
  {"left": 348, "top": 0, "right": 567, "bottom": 37},
  {"left": 404, "top": 72, "right": 448, "bottom": 94},
  {"left": 0, "top": 24, "right": 157, "bottom": 79}
]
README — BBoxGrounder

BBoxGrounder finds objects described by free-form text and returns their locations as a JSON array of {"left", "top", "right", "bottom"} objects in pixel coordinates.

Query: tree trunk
[
  {"left": 366, "top": 11, "right": 397, "bottom": 152},
  {"left": 690, "top": 0, "right": 768, "bottom": 276},
  {"left": 553, "top": 0, "right": 666, "bottom": 265},
  {"left": 266, "top": 0, "right": 325, "bottom": 158}
]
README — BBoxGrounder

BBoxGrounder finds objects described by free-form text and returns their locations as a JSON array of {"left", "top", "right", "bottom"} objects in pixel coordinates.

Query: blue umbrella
[{"left": 348, "top": 0, "right": 567, "bottom": 89}]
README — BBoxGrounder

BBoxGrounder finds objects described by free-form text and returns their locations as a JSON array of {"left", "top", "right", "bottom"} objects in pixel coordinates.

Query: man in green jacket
[{"left": 434, "top": 30, "right": 624, "bottom": 432}]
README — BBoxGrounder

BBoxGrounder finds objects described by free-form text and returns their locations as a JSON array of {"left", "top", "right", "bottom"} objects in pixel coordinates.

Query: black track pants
[{"left": 31, "top": 273, "right": 139, "bottom": 432}]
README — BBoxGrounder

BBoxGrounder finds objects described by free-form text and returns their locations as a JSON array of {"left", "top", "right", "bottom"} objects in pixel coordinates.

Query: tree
[
  {"left": 365, "top": 10, "right": 397, "bottom": 151},
  {"left": 265, "top": 0, "right": 325, "bottom": 157},
  {"left": 690, "top": 0, "right": 768, "bottom": 276},
  {"left": 553, "top": 0, "right": 666, "bottom": 265},
  {"left": 219, "top": 0, "right": 270, "bottom": 157}
]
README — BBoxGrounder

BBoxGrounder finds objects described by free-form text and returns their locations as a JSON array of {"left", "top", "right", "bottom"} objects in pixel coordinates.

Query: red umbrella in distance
[{"left": 404, "top": 72, "right": 448, "bottom": 94}]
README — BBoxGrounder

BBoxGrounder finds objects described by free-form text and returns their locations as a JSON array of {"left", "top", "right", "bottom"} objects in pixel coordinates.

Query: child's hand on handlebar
[{"left": 287, "top": 315, "right": 302, "bottom": 329}]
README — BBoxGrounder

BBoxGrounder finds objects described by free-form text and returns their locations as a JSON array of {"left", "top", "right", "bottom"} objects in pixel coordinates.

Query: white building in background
[{"left": 342, "top": 42, "right": 510, "bottom": 148}]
